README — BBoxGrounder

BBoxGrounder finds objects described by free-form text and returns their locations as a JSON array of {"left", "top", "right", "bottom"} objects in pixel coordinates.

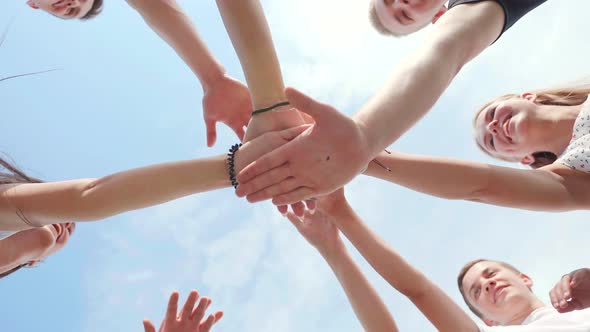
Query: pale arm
[
  {"left": 126, "top": 0, "right": 253, "bottom": 146},
  {"left": 215, "top": 0, "right": 303, "bottom": 141},
  {"left": 0, "top": 126, "right": 308, "bottom": 231},
  {"left": 286, "top": 200, "right": 397, "bottom": 332},
  {"left": 321, "top": 244, "right": 398, "bottom": 332},
  {"left": 365, "top": 151, "right": 589, "bottom": 211},
  {"left": 355, "top": 2, "right": 505, "bottom": 157},
  {"left": 126, "top": 0, "right": 224, "bottom": 87},
  {"left": 324, "top": 199, "right": 479, "bottom": 332}
]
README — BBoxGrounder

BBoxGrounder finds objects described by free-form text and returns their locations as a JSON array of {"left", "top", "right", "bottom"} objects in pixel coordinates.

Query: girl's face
[
  {"left": 1, "top": 223, "right": 75, "bottom": 273},
  {"left": 473, "top": 94, "right": 540, "bottom": 164},
  {"left": 26, "top": 0, "right": 94, "bottom": 19}
]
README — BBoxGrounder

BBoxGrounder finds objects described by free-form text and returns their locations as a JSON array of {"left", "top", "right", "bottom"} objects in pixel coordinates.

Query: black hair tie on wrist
[
  {"left": 227, "top": 143, "right": 242, "bottom": 189},
  {"left": 251, "top": 101, "right": 290, "bottom": 116}
]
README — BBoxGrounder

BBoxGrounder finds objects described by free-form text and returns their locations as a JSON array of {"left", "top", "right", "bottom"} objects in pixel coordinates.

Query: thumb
[
  {"left": 206, "top": 120, "right": 217, "bottom": 147},
  {"left": 285, "top": 87, "right": 335, "bottom": 123},
  {"left": 143, "top": 319, "right": 156, "bottom": 332}
]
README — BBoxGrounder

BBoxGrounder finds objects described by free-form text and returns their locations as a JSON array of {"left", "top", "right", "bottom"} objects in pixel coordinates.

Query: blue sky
[{"left": 1, "top": 1, "right": 590, "bottom": 331}]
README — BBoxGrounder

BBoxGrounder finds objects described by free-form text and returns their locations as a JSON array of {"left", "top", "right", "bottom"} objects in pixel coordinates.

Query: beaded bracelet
[
  {"left": 251, "top": 101, "right": 290, "bottom": 116},
  {"left": 227, "top": 143, "right": 242, "bottom": 189}
]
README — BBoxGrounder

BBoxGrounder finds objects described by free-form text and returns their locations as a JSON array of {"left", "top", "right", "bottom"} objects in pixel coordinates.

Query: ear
[
  {"left": 521, "top": 92, "right": 537, "bottom": 103},
  {"left": 26, "top": 0, "right": 39, "bottom": 9},
  {"left": 483, "top": 318, "right": 499, "bottom": 327},
  {"left": 520, "top": 273, "right": 534, "bottom": 288},
  {"left": 431, "top": 5, "right": 447, "bottom": 24},
  {"left": 520, "top": 154, "right": 535, "bottom": 166}
]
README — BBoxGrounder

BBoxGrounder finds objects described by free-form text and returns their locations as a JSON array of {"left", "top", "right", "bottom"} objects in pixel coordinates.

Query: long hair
[
  {"left": 473, "top": 80, "right": 590, "bottom": 168},
  {"left": 0, "top": 157, "right": 43, "bottom": 280}
]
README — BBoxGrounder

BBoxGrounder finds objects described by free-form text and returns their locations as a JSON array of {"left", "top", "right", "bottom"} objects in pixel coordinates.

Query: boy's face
[
  {"left": 373, "top": 0, "right": 447, "bottom": 35},
  {"left": 26, "top": 0, "right": 95, "bottom": 20},
  {"left": 461, "top": 261, "right": 538, "bottom": 326}
]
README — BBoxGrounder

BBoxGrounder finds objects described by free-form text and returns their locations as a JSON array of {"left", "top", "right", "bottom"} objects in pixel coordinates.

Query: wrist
[
  {"left": 200, "top": 66, "right": 227, "bottom": 93},
  {"left": 317, "top": 240, "right": 347, "bottom": 260},
  {"left": 353, "top": 116, "right": 385, "bottom": 160}
]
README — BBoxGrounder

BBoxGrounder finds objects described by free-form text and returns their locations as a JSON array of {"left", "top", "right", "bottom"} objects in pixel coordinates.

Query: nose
[
  {"left": 486, "top": 119, "right": 500, "bottom": 136},
  {"left": 484, "top": 280, "right": 496, "bottom": 293},
  {"left": 67, "top": 0, "right": 79, "bottom": 7}
]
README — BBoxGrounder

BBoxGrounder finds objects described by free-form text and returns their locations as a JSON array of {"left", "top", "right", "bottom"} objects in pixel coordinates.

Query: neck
[
  {"left": 504, "top": 299, "right": 546, "bottom": 326},
  {"left": 536, "top": 103, "right": 585, "bottom": 155}
]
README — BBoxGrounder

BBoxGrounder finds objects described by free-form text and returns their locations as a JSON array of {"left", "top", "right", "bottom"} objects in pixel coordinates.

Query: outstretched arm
[
  {"left": 323, "top": 191, "right": 478, "bottom": 332},
  {"left": 0, "top": 126, "right": 308, "bottom": 231},
  {"left": 215, "top": 0, "right": 304, "bottom": 141},
  {"left": 285, "top": 190, "right": 398, "bottom": 332},
  {"left": 126, "top": 0, "right": 252, "bottom": 146},
  {"left": 235, "top": 2, "right": 505, "bottom": 204},
  {"left": 365, "top": 151, "right": 590, "bottom": 211}
]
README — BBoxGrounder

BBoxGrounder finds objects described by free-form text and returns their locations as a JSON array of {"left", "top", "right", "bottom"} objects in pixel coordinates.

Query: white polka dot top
[{"left": 556, "top": 98, "right": 590, "bottom": 172}]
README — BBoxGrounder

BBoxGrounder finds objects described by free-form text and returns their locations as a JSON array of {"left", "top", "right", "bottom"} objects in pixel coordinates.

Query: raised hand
[
  {"left": 236, "top": 88, "right": 372, "bottom": 205},
  {"left": 550, "top": 268, "right": 590, "bottom": 313},
  {"left": 284, "top": 189, "right": 347, "bottom": 255},
  {"left": 143, "top": 290, "right": 223, "bottom": 332},
  {"left": 202, "top": 74, "right": 253, "bottom": 147}
]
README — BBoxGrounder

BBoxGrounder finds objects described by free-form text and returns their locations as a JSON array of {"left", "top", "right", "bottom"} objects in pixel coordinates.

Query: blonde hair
[
  {"left": 474, "top": 81, "right": 590, "bottom": 168},
  {"left": 368, "top": 1, "right": 400, "bottom": 37}
]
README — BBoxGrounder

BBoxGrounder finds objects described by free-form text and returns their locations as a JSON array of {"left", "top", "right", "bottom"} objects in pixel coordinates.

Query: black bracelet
[
  {"left": 251, "top": 101, "right": 290, "bottom": 116},
  {"left": 227, "top": 143, "right": 242, "bottom": 189}
]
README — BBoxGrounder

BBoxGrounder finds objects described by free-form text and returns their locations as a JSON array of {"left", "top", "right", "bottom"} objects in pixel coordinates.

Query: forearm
[
  {"left": 215, "top": 0, "right": 285, "bottom": 108},
  {"left": 330, "top": 203, "right": 477, "bottom": 332},
  {"left": 127, "top": 0, "right": 225, "bottom": 89},
  {"left": 320, "top": 244, "right": 398, "bottom": 332},
  {"left": 365, "top": 152, "right": 578, "bottom": 211},
  {"left": 0, "top": 155, "right": 229, "bottom": 229},
  {"left": 353, "top": 4, "right": 502, "bottom": 157},
  {"left": 354, "top": 45, "right": 460, "bottom": 157}
]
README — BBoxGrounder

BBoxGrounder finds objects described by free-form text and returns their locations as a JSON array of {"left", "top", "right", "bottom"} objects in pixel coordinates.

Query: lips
[{"left": 493, "top": 285, "right": 508, "bottom": 303}]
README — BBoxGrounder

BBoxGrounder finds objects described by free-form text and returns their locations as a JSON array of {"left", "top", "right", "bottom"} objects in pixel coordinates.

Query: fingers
[
  {"left": 165, "top": 291, "right": 180, "bottom": 323},
  {"left": 143, "top": 319, "right": 156, "bottom": 332},
  {"left": 291, "top": 201, "right": 306, "bottom": 217},
  {"left": 213, "top": 311, "right": 224, "bottom": 322},
  {"left": 245, "top": 177, "right": 301, "bottom": 203},
  {"left": 206, "top": 120, "right": 217, "bottom": 148},
  {"left": 276, "top": 124, "right": 311, "bottom": 141},
  {"left": 236, "top": 166, "right": 291, "bottom": 198},
  {"left": 305, "top": 199, "right": 317, "bottom": 213},
  {"left": 199, "top": 314, "right": 216, "bottom": 332},
  {"left": 272, "top": 187, "right": 316, "bottom": 206},
  {"left": 276, "top": 205, "right": 289, "bottom": 215},
  {"left": 285, "top": 87, "right": 331, "bottom": 123},
  {"left": 233, "top": 125, "right": 246, "bottom": 142},
  {"left": 180, "top": 290, "right": 200, "bottom": 321},
  {"left": 191, "top": 297, "right": 210, "bottom": 324},
  {"left": 285, "top": 211, "right": 303, "bottom": 231},
  {"left": 237, "top": 146, "right": 291, "bottom": 185},
  {"left": 551, "top": 275, "right": 572, "bottom": 309}
]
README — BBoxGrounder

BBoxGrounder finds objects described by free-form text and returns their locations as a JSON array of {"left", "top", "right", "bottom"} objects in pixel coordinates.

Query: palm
[{"left": 202, "top": 75, "right": 252, "bottom": 147}]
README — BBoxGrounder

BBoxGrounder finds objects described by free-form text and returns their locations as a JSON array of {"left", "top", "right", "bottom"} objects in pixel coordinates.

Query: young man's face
[
  {"left": 461, "top": 261, "right": 538, "bottom": 326},
  {"left": 373, "top": 0, "right": 447, "bottom": 35},
  {"left": 26, "top": 0, "right": 95, "bottom": 20}
]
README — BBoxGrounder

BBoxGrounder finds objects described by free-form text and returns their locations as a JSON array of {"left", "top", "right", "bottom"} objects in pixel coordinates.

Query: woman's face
[
  {"left": 26, "top": 0, "right": 94, "bottom": 19},
  {"left": 473, "top": 94, "right": 540, "bottom": 164},
  {"left": 1, "top": 223, "right": 75, "bottom": 273}
]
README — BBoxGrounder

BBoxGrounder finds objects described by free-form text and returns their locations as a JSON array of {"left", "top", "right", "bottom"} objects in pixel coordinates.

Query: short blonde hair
[{"left": 368, "top": 1, "right": 400, "bottom": 37}]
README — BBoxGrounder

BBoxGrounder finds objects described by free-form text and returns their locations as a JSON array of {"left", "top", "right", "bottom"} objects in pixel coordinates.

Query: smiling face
[
  {"left": 474, "top": 94, "right": 544, "bottom": 165},
  {"left": 461, "top": 261, "right": 538, "bottom": 326},
  {"left": 26, "top": 0, "right": 95, "bottom": 20},
  {"left": 0, "top": 223, "right": 75, "bottom": 276},
  {"left": 372, "top": 0, "right": 447, "bottom": 35}
]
